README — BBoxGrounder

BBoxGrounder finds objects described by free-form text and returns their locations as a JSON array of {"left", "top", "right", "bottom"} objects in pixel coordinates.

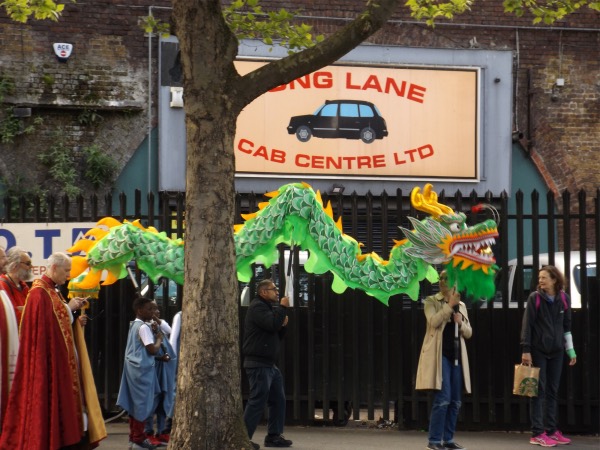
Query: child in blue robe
[
  {"left": 144, "top": 303, "right": 177, "bottom": 446},
  {"left": 117, "top": 297, "right": 168, "bottom": 450}
]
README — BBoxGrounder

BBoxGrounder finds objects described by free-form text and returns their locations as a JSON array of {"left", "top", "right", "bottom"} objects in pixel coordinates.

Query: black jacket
[
  {"left": 242, "top": 296, "right": 288, "bottom": 367},
  {"left": 521, "top": 290, "right": 572, "bottom": 356}
]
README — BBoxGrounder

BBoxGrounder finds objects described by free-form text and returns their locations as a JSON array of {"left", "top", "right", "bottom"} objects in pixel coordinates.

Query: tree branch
[{"left": 232, "top": 0, "right": 400, "bottom": 107}]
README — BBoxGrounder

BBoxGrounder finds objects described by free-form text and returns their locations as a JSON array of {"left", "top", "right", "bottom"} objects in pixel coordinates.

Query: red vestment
[
  {"left": 0, "top": 275, "right": 106, "bottom": 450},
  {"left": 0, "top": 298, "right": 8, "bottom": 430},
  {"left": 0, "top": 289, "right": 18, "bottom": 433},
  {"left": 0, "top": 276, "right": 25, "bottom": 423},
  {"left": 0, "top": 275, "right": 29, "bottom": 324}
]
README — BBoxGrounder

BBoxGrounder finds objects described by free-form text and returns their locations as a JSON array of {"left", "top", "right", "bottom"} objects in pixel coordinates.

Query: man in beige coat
[{"left": 416, "top": 270, "right": 472, "bottom": 450}]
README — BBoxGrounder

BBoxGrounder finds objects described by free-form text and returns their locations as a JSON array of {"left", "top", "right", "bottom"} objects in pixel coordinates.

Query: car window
[
  {"left": 511, "top": 265, "right": 534, "bottom": 303},
  {"left": 523, "top": 266, "right": 534, "bottom": 294},
  {"left": 313, "top": 104, "right": 325, "bottom": 115},
  {"left": 373, "top": 104, "right": 383, "bottom": 117},
  {"left": 573, "top": 263, "right": 596, "bottom": 293},
  {"left": 140, "top": 275, "right": 179, "bottom": 308},
  {"left": 320, "top": 104, "right": 338, "bottom": 117},
  {"left": 340, "top": 103, "right": 359, "bottom": 117},
  {"left": 359, "top": 104, "right": 375, "bottom": 118}
]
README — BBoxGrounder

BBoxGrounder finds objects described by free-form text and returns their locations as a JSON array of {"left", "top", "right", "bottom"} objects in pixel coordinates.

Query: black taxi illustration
[{"left": 287, "top": 100, "right": 388, "bottom": 144}]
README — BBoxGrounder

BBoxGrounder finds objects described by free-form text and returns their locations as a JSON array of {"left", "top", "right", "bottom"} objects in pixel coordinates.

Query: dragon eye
[{"left": 449, "top": 223, "right": 461, "bottom": 233}]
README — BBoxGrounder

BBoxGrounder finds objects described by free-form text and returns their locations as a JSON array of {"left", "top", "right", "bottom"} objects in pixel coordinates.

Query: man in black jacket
[{"left": 243, "top": 279, "right": 292, "bottom": 449}]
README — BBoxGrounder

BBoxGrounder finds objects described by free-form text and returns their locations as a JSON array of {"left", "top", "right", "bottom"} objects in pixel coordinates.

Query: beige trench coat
[{"left": 415, "top": 292, "right": 472, "bottom": 393}]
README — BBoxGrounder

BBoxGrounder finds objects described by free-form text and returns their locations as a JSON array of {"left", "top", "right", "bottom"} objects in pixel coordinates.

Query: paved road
[{"left": 102, "top": 420, "right": 599, "bottom": 449}]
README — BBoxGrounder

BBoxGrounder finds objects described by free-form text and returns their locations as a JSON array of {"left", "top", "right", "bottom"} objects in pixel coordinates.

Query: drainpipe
[{"left": 147, "top": 5, "right": 173, "bottom": 195}]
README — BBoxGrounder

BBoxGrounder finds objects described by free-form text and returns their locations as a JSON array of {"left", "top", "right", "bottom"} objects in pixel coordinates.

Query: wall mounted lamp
[
  {"left": 330, "top": 184, "right": 345, "bottom": 195},
  {"left": 170, "top": 87, "right": 184, "bottom": 108}
]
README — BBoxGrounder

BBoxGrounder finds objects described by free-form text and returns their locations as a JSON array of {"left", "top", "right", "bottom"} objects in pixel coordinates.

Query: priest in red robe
[
  {"left": 0, "top": 246, "right": 18, "bottom": 433},
  {"left": 0, "top": 252, "right": 106, "bottom": 449},
  {"left": 0, "top": 246, "right": 32, "bottom": 325}
]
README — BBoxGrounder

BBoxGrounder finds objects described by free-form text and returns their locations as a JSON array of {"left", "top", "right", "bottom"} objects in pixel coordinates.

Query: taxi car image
[{"left": 287, "top": 99, "right": 388, "bottom": 144}]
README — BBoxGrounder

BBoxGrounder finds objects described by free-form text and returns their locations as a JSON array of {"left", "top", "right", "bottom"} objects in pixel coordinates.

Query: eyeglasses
[
  {"left": 264, "top": 287, "right": 279, "bottom": 291},
  {"left": 21, "top": 261, "right": 32, "bottom": 266}
]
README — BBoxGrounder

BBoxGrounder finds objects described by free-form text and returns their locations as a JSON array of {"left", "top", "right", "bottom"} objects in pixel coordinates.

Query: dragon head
[{"left": 400, "top": 184, "right": 499, "bottom": 299}]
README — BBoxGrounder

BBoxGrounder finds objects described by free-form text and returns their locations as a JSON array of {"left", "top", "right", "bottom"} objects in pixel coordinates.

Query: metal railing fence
[{"left": 1, "top": 188, "right": 597, "bottom": 432}]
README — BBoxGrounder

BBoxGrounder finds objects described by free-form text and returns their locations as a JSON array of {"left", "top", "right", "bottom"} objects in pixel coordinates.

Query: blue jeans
[
  {"left": 530, "top": 349, "right": 563, "bottom": 436},
  {"left": 243, "top": 366, "right": 286, "bottom": 439},
  {"left": 428, "top": 356, "right": 463, "bottom": 445}
]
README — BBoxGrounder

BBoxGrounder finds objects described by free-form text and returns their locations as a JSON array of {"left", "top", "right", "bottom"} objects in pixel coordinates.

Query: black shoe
[
  {"left": 132, "top": 439, "right": 157, "bottom": 450},
  {"left": 426, "top": 444, "right": 445, "bottom": 450},
  {"left": 264, "top": 434, "right": 292, "bottom": 447},
  {"left": 250, "top": 442, "right": 260, "bottom": 450},
  {"left": 444, "top": 443, "right": 466, "bottom": 450}
]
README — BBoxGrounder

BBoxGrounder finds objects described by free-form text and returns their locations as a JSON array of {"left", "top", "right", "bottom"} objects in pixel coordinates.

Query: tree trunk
[
  {"left": 169, "top": 0, "right": 400, "bottom": 447},
  {"left": 170, "top": 1, "right": 251, "bottom": 448},
  {"left": 170, "top": 106, "right": 250, "bottom": 449}
]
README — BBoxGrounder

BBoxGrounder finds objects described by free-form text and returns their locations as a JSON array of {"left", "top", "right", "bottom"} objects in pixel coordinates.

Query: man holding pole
[
  {"left": 415, "top": 270, "right": 472, "bottom": 450},
  {"left": 242, "top": 278, "right": 292, "bottom": 449}
]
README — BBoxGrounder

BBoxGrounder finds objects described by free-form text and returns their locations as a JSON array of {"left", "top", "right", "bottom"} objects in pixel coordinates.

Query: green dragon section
[{"left": 69, "top": 182, "right": 498, "bottom": 306}]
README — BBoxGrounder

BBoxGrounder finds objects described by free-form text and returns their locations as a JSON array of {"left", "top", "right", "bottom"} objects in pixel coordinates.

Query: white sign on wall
[
  {"left": 53, "top": 43, "right": 74, "bottom": 62},
  {"left": 0, "top": 223, "right": 95, "bottom": 279}
]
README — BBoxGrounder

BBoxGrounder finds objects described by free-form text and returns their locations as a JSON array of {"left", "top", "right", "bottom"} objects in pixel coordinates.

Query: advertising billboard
[
  {"left": 235, "top": 61, "right": 479, "bottom": 180},
  {"left": 158, "top": 39, "right": 512, "bottom": 194}
]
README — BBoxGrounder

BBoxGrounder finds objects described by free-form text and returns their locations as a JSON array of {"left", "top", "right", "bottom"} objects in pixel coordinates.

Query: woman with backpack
[{"left": 520, "top": 265, "right": 577, "bottom": 447}]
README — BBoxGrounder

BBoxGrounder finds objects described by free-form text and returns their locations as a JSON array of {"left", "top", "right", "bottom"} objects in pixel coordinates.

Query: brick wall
[{"left": 0, "top": 0, "right": 171, "bottom": 195}]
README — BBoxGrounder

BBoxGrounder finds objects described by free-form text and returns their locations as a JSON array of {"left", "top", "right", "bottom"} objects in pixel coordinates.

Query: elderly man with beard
[
  {"left": 0, "top": 247, "right": 32, "bottom": 324},
  {"left": 0, "top": 248, "right": 7, "bottom": 275},
  {"left": 0, "top": 247, "right": 20, "bottom": 433}
]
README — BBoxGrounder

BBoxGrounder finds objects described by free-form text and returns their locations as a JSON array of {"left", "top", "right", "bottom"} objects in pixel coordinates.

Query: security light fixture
[
  {"left": 512, "top": 130, "right": 524, "bottom": 143},
  {"left": 330, "top": 184, "right": 345, "bottom": 195}
]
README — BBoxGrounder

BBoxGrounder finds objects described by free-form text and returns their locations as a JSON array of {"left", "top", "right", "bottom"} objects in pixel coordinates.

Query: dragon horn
[
  {"left": 411, "top": 184, "right": 454, "bottom": 219},
  {"left": 472, "top": 203, "right": 500, "bottom": 224}
]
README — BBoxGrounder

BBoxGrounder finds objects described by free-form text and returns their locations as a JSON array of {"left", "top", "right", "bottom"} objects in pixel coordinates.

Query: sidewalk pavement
[{"left": 102, "top": 420, "right": 599, "bottom": 449}]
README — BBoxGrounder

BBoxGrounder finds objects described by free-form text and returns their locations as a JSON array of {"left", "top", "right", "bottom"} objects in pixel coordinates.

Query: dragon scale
[{"left": 235, "top": 183, "right": 433, "bottom": 304}]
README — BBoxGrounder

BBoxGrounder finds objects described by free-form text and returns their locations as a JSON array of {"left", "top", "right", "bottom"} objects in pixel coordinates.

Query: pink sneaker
[
  {"left": 530, "top": 432, "right": 558, "bottom": 447},
  {"left": 548, "top": 431, "right": 571, "bottom": 445}
]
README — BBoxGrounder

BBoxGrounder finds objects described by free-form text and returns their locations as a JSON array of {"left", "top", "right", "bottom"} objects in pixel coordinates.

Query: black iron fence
[{"left": 1, "top": 188, "right": 598, "bottom": 433}]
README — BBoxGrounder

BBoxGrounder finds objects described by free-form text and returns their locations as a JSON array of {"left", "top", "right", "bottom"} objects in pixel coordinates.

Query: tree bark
[
  {"left": 170, "top": 1, "right": 249, "bottom": 448},
  {"left": 170, "top": 0, "right": 399, "bottom": 448}
]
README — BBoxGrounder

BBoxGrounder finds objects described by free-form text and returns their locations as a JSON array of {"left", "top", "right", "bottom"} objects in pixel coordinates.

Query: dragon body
[
  {"left": 69, "top": 218, "right": 184, "bottom": 289},
  {"left": 69, "top": 182, "right": 498, "bottom": 305}
]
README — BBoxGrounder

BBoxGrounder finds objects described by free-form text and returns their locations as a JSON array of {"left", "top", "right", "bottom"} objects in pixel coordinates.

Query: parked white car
[{"left": 506, "top": 251, "right": 596, "bottom": 308}]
